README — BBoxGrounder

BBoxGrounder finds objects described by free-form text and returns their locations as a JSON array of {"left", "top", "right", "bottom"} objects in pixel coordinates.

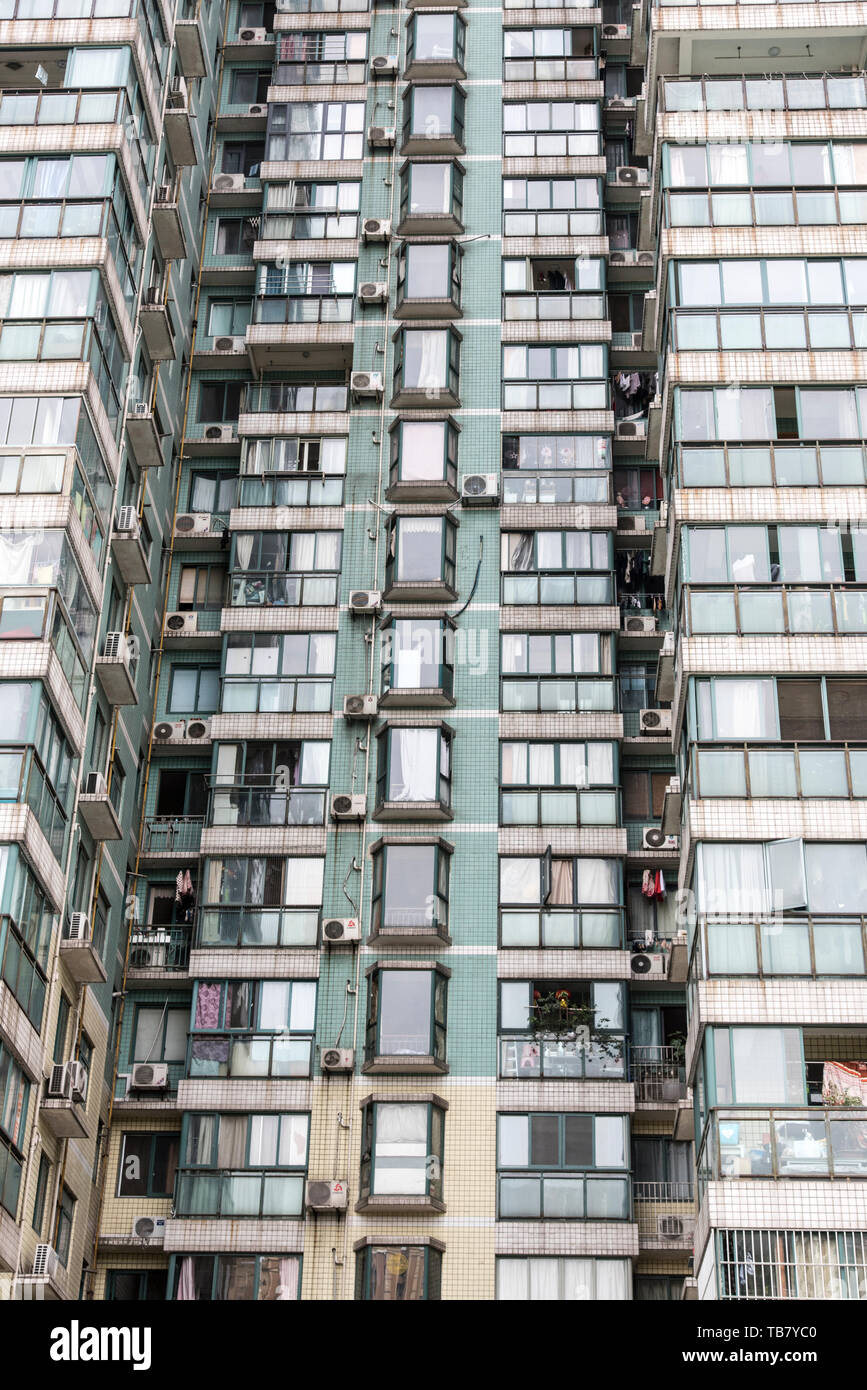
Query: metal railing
[
  {"left": 242, "top": 382, "right": 349, "bottom": 413},
  {"left": 254, "top": 296, "right": 354, "bottom": 325},
  {"left": 229, "top": 571, "right": 339, "bottom": 607},
  {"left": 631, "top": 1045, "right": 687, "bottom": 1102},
  {"left": 128, "top": 926, "right": 191, "bottom": 973},
  {"left": 142, "top": 816, "right": 204, "bottom": 854},
  {"left": 633, "top": 1181, "right": 695, "bottom": 1238},
  {"left": 196, "top": 907, "right": 320, "bottom": 949},
  {"left": 208, "top": 783, "right": 327, "bottom": 828}
]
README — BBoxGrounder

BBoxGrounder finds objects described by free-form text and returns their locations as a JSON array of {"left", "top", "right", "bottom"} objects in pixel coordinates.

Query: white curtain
[
  {"left": 374, "top": 1103, "right": 427, "bottom": 1194},
  {"left": 698, "top": 843, "right": 766, "bottom": 915},
  {"left": 0, "top": 532, "right": 38, "bottom": 584},
  {"left": 499, "top": 857, "right": 538, "bottom": 903},
  {"left": 235, "top": 534, "right": 255, "bottom": 570},
  {"left": 177, "top": 1258, "right": 197, "bottom": 1301},
  {"left": 308, "top": 633, "right": 336, "bottom": 674},
  {"left": 586, "top": 743, "right": 614, "bottom": 785},
  {"left": 391, "top": 728, "right": 436, "bottom": 800},
  {"left": 528, "top": 1260, "right": 560, "bottom": 1299},
  {"left": 575, "top": 858, "right": 618, "bottom": 904},
  {"left": 217, "top": 1115, "right": 246, "bottom": 1168},
  {"left": 314, "top": 532, "right": 341, "bottom": 570},
  {"left": 558, "top": 743, "right": 585, "bottom": 787},
  {"left": 417, "top": 331, "right": 446, "bottom": 390},
  {"left": 283, "top": 857, "right": 323, "bottom": 906},
  {"left": 497, "top": 1260, "right": 528, "bottom": 1300},
  {"left": 708, "top": 144, "right": 749, "bottom": 184},
  {"left": 713, "top": 678, "right": 775, "bottom": 739},
  {"left": 274, "top": 1259, "right": 299, "bottom": 1301}
]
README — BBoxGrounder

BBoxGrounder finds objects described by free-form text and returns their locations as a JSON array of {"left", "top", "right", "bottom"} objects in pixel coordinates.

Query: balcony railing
[
  {"left": 680, "top": 584, "right": 867, "bottom": 637},
  {"left": 187, "top": 1032, "right": 313, "bottom": 1078},
  {"left": 633, "top": 1181, "right": 695, "bottom": 1238},
  {"left": 503, "top": 211, "right": 604, "bottom": 237},
  {"left": 128, "top": 926, "right": 191, "bottom": 973},
  {"left": 175, "top": 1168, "right": 305, "bottom": 1217},
  {"left": 254, "top": 296, "right": 354, "bottom": 326},
  {"left": 631, "top": 1045, "right": 687, "bottom": 1103},
  {"left": 502, "top": 572, "right": 614, "bottom": 605},
  {"left": 699, "top": 1109, "right": 867, "bottom": 1184},
  {"left": 274, "top": 61, "right": 365, "bottom": 83},
  {"left": 142, "top": 816, "right": 204, "bottom": 854},
  {"left": 671, "top": 308, "right": 867, "bottom": 354},
  {"left": 196, "top": 907, "right": 320, "bottom": 949},
  {"left": 664, "top": 187, "right": 867, "bottom": 231},
  {"left": 208, "top": 782, "right": 327, "bottom": 828},
  {"left": 242, "top": 382, "right": 349, "bottom": 414},
  {"left": 688, "top": 743, "right": 867, "bottom": 803},
  {"left": 504, "top": 58, "right": 598, "bottom": 81},
  {"left": 500, "top": 905, "right": 625, "bottom": 948},
  {"left": 499, "top": 1034, "right": 626, "bottom": 1079},
  {"left": 503, "top": 293, "right": 606, "bottom": 323},
  {"left": 237, "top": 475, "right": 344, "bottom": 508},
  {"left": 672, "top": 440, "right": 867, "bottom": 489},
  {"left": 503, "top": 383, "right": 609, "bottom": 411},
  {"left": 690, "top": 914, "right": 867, "bottom": 982},
  {"left": 661, "top": 73, "right": 867, "bottom": 114},
  {"left": 220, "top": 676, "right": 334, "bottom": 714},
  {"left": 229, "top": 571, "right": 339, "bottom": 607},
  {"left": 500, "top": 786, "right": 619, "bottom": 827}
]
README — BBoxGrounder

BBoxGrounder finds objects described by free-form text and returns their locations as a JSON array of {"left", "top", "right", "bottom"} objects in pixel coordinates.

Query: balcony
[
  {"left": 498, "top": 1171, "right": 630, "bottom": 1221},
  {"left": 111, "top": 513, "right": 151, "bottom": 587},
  {"left": 632, "top": 1045, "right": 693, "bottom": 1139},
  {"left": 680, "top": 584, "right": 867, "bottom": 639},
  {"left": 175, "top": 0, "right": 208, "bottom": 77},
  {"left": 127, "top": 925, "right": 191, "bottom": 982},
  {"left": 207, "top": 782, "right": 326, "bottom": 829},
  {"left": 500, "top": 906, "right": 625, "bottom": 950},
  {"left": 174, "top": 1169, "right": 304, "bottom": 1218},
  {"left": 77, "top": 781, "right": 123, "bottom": 840},
  {"left": 40, "top": 1064, "right": 89, "bottom": 1140},
  {"left": 164, "top": 78, "right": 196, "bottom": 166},
  {"left": 634, "top": 1181, "right": 695, "bottom": 1249},
  {"left": 95, "top": 632, "right": 138, "bottom": 706},
  {"left": 690, "top": 914, "right": 867, "bottom": 983},
  {"left": 699, "top": 1108, "right": 867, "bottom": 1183},
  {"left": 503, "top": 293, "right": 606, "bottom": 324},
  {"left": 241, "top": 381, "right": 349, "bottom": 419},
  {"left": 247, "top": 299, "right": 355, "bottom": 370},
  {"left": 152, "top": 186, "right": 189, "bottom": 261},
  {"left": 139, "top": 292, "right": 176, "bottom": 360},
  {"left": 141, "top": 815, "right": 204, "bottom": 858},
  {"left": 229, "top": 570, "right": 339, "bottom": 608},
  {"left": 499, "top": 1035, "right": 627, "bottom": 1081}
]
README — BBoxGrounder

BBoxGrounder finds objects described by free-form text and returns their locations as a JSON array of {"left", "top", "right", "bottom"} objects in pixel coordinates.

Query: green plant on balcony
[{"left": 822, "top": 1082, "right": 865, "bottom": 1108}]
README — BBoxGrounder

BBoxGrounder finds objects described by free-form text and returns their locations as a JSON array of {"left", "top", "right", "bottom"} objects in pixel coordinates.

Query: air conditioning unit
[
  {"left": 32, "top": 1244, "right": 60, "bottom": 1280},
  {"left": 603, "top": 22, "right": 629, "bottom": 36},
  {"left": 642, "top": 827, "right": 680, "bottom": 851},
  {"left": 238, "top": 26, "right": 266, "bottom": 41},
  {"left": 213, "top": 335, "right": 246, "bottom": 353},
  {"left": 67, "top": 913, "right": 92, "bottom": 943},
  {"left": 349, "top": 589, "right": 382, "bottom": 613},
  {"left": 631, "top": 330, "right": 644, "bottom": 350},
  {"left": 362, "top": 217, "right": 391, "bottom": 242},
  {"left": 622, "top": 614, "right": 656, "bottom": 635},
  {"left": 203, "top": 423, "right": 236, "bottom": 443},
  {"left": 607, "top": 96, "right": 629, "bottom": 109},
  {"left": 322, "top": 917, "right": 361, "bottom": 945},
  {"left": 462, "top": 473, "right": 499, "bottom": 505},
  {"left": 213, "top": 173, "right": 246, "bottom": 194},
  {"left": 320, "top": 1047, "right": 355, "bottom": 1074},
  {"left": 165, "top": 611, "right": 198, "bottom": 636},
  {"left": 637, "top": 252, "right": 654, "bottom": 266},
  {"left": 102, "top": 630, "right": 131, "bottom": 663},
  {"left": 129, "top": 935, "right": 169, "bottom": 969},
  {"left": 367, "top": 126, "right": 396, "bottom": 148},
  {"left": 155, "top": 184, "right": 173, "bottom": 204},
  {"left": 132, "top": 1216, "right": 167, "bottom": 1243},
  {"left": 350, "top": 371, "right": 383, "bottom": 398},
  {"left": 371, "top": 54, "right": 398, "bottom": 76},
  {"left": 639, "top": 708, "right": 672, "bottom": 735},
  {"left": 115, "top": 505, "right": 140, "bottom": 535},
  {"left": 167, "top": 75, "right": 188, "bottom": 109},
  {"left": 174, "top": 513, "right": 213, "bottom": 536},
  {"left": 630, "top": 952, "right": 666, "bottom": 977},
  {"left": 248, "top": 103, "right": 267, "bottom": 117},
  {"left": 47, "top": 1060, "right": 88, "bottom": 1103},
  {"left": 186, "top": 718, "right": 211, "bottom": 741},
  {"left": 83, "top": 771, "right": 107, "bottom": 797},
  {"left": 331, "top": 793, "right": 366, "bottom": 820},
  {"left": 616, "top": 418, "right": 647, "bottom": 439},
  {"left": 344, "top": 694, "right": 378, "bottom": 720},
  {"left": 615, "top": 166, "right": 643, "bottom": 184},
  {"left": 128, "top": 1062, "right": 169, "bottom": 1091},
  {"left": 153, "top": 719, "right": 187, "bottom": 743},
  {"left": 131, "top": 401, "right": 152, "bottom": 418},
  {"left": 658, "top": 1215, "right": 696, "bottom": 1240},
  {"left": 306, "top": 1179, "right": 348, "bottom": 1210},
  {"left": 358, "top": 281, "right": 388, "bottom": 305}
]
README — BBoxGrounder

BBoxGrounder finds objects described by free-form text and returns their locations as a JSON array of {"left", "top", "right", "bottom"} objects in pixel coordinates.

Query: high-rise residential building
[{"left": 0, "top": 0, "right": 865, "bottom": 1309}]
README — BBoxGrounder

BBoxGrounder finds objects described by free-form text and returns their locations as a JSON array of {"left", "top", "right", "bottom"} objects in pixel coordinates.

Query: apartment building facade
[{"left": 0, "top": 0, "right": 864, "bottom": 1305}]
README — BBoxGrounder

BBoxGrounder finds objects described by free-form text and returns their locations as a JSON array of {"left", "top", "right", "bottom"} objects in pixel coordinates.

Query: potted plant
[{"left": 530, "top": 989, "right": 591, "bottom": 1038}]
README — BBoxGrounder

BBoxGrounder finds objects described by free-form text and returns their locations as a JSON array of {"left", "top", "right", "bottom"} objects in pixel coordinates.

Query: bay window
[
  {"left": 496, "top": 1257, "right": 631, "bottom": 1300},
  {"left": 174, "top": 1254, "right": 301, "bottom": 1301},
  {"left": 358, "top": 1098, "right": 445, "bottom": 1206},
  {"left": 355, "top": 1243, "right": 441, "bottom": 1301},
  {"left": 396, "top": 242, "right": 461, "bottom": 316},
  {"left": 499, "top": 853, "right": 622, "bottom": 947},
  {"left": 392, "top": 327, "right": 461, "bottom": 407},
  {"left": 388, "top": 418, "right": 459, "bottom": 499},
  {"left": 375, "top": 725, "right": 452, "bottom": 815},
  {"left": 384, "top": 514, "right": 456, "bottom": 599},
  {"left": 401, "top": 85, "right": 465, "bottom": 154},
  {"left": 381, "top": 618, "right": 455, "bottom": 702},
  {"left": 370, "top": 839, "right": 451, "bottom": 939},
  {"left": 364, "top": 963, "right": 448, "bottom": 1068},
  {"left": 399, "top": 161, "right": 464, "bottom": 235},
  {"left": 198, "top": 855, "right": 324, "bottom": 947},
  {"left": 498, "top": 1112, "right": 629, "bottom": 1220},
  {"left": 405, "top": 13, "right": 466, "bottom": 77},
  {"left": 188, "top": 979, "right": 316, "bottom": 1078},
  {"left": 175, "top": 1112, "right": 308, "bottom": 1218}
]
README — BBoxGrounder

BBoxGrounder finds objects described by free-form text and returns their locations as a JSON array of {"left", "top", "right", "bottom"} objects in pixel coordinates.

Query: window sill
[
  {"left": 394, "top": 297, "right": 462, "bottom": 321},
  {"left": 362, "top": 1054, "right": 448, "bottom": 1076},
  {"left": 355, "top": 1194, "right": 446, "bottom": 1215},
  {"left": 390, "top": 388, "right": 461, "bottom": 411},
  {"left": 368, "top": 925, "right": 452, "bottom": 947},
  {"left": 382, "top": 580, "right": 458, "bottom": 604},
  {"left": 397, "top": 212, "right": 465, "bottom": 239},
  {"left": 400, "top": 135, "right": 465, "bottom": 158},
  {"left": 374, "top": 800, "right": 454, "bottom": 823},
  {"left": 403, "top": 59, "right": 466, "bottom": 82},
  {"left": 385, "top": 479, "right": 459, "bottom": 504},
  {"left": 379, "top": 686, "right": 455, "bottom": 709}
]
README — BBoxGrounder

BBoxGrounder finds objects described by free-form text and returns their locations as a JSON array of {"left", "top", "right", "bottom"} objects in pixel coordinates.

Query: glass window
[
  {"left": 355, "top": 1245, "right": 440, "bottom": 1301},
  {"left": 361, "top": 1101, "right": 444, "bottom": 1199},
  {"left": 116, "top": 1132, "right": 180, "bottom": 1197},
  {"left": 367, "top": 967, "right": 446, "bottom": 1062},
  {"left": 132, "top": 1005, "right": 188, "bottom": 1063}
]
